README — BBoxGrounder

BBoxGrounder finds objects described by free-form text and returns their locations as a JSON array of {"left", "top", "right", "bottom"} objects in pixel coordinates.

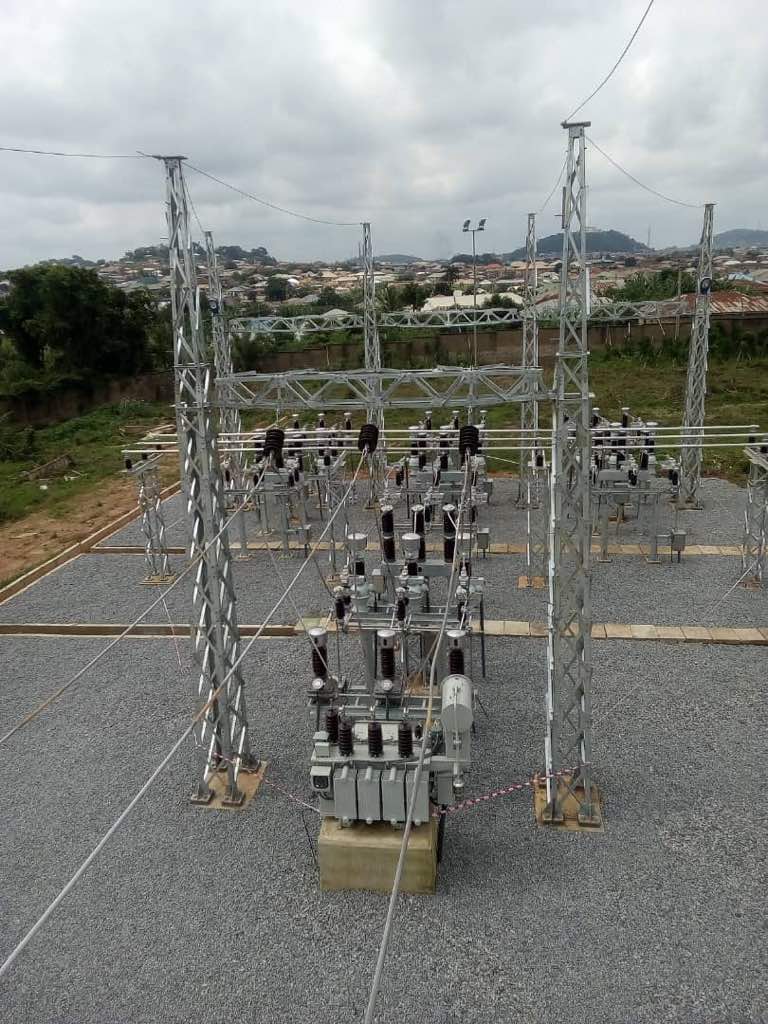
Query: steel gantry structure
[
  {"left": 543, "top": 122, "right": 601, "bottom": 827},
  {"left": 678, "top": 203, "right": 715, "bottom": 509},
  {"left": 227, "top": 298, "right": 688, "bottom": 338},
  {"left": 361, "top": 221, "right": 384, "bottom": 428},
  {"left": 742, "top": 438, "right": 768, "bottom": 585},
  {"left": 519, "top": 212, "right": 540, "bottom": 503},
  {"left": 160, "top": 156, "right": 254, "bottom": 805}
]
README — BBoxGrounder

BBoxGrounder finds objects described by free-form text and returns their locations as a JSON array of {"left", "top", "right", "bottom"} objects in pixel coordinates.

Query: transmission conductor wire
[
  {"left": 0, "top": 452, "right": 368, "bottom": 981},
  {"left": 566, "top": 0, "right": 655, "bottom": 121},
  {"left": 185, "top": 162, "right": 361, "bottom": 228},
  {"left": 0, "top": 145, "right": 146, "bottom": 159},
  {"left": 587, "top": 136, "right": 703, "bottom": 210},
  {"left": 363, "top": 460, "right": 471, "bottom": 1024}
]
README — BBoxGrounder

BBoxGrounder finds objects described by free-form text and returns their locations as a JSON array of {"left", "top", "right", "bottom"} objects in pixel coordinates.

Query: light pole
[{"left": 462, "top": 218, "right": 486, "bottom": 365}]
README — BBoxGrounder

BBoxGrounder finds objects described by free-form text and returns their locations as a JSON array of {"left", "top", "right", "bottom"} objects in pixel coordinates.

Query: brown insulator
[
  {"left": 325, "top": 707, "right": 339, "bottom": 744},
  {"left": 338, "top": 717, "right": 354, "bottom": 756},
  {"left": 398, "top": 720, "right": 413, "bottom": 758},
  {"left": 368, "top": 720, "right": 384, "bottom": 758}
]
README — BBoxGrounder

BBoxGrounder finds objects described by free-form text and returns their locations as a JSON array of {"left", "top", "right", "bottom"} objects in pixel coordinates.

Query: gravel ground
[
  {"left": 0, "top": 551, "right": 332, "bottom": 626},
  {"left": 0, "top": 631, "right": 765, "bottom": 1023},
  {"left": 2, "top": 542, "right": 764, "bottom": 633}
]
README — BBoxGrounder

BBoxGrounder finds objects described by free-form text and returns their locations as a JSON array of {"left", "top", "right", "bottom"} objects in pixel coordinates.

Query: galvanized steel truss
[
  {"left": 228, "top": 298, "right": 688, "bottom": 337},
  {"left": 742, "top": 445, "right": 768, "bottom": 584},
  {"left": 162, "top": 157, "right": 252, "bottom": 804},
  {"left": 361, "top": 221, "right": 384, "bottom": 428},
  {"left": 215, "top": 365, "right": 548, "bottom": 413},
  {"left": 519, "top": 212, "right": 540, "bottom": 505},
  {"left": 543, "top": 123, "right": 601, "bottom": 827},
  {"left": 135, "top": 461, "right": 173, "bottom": 581},
  {"left": 679, "top": 203, "right": 715, "bottom": 508}
]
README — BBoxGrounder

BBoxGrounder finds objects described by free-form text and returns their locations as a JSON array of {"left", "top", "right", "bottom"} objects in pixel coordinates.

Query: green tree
[
  {"left": 266, "top": 277, "right": 288, "bottom": 302},
  {"left": 0, "top": 265, "right": 156, "bottom": 375}
]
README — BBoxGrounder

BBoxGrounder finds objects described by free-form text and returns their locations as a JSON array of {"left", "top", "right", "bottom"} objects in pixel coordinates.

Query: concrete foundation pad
[
  {"left": 532, "top": 775, "right": 605, "bottom": 832},
  {"left": 318, "top": 816, "right": 438, "bottom": 894}
]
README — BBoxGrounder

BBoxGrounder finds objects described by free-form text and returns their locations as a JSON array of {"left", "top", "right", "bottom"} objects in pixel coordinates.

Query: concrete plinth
[{"left": 318, "top": 817, "right": 438, "bottom": 894}]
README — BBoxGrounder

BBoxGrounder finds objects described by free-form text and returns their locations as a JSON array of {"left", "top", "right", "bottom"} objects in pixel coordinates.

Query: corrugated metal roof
[{"left": 682, "top": 290, "right": 768, "bottom": 314}]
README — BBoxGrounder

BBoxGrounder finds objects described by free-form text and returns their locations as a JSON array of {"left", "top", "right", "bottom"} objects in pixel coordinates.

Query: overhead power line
[
  {"left": 566, "top": 0, "right": 655, "bottom": 121},
  {"left": 537, "top": 156, "right": 567, "bottom": 216},
  {"left": 587, "top": 136, "right": 704, "bottom": 210},
  {"left": 185, "top": 162, "right": 361, "bottom": 228},
  {"left": 0, "top": 145, "right": 145, "bottom": 159}
]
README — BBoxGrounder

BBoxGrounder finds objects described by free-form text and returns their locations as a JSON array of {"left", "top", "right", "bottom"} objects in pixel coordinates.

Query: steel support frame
[
  {"left": 205, "top": 230, "right": 248, "bottom": 555},
  {"left": 215, "top": 365, "right": 548, "bottom": 413},
  {"left": 135, "top": 461, "right": 173, "bottom": 581},
  {"left": 361, "top": 221, "right": 384, "bottom": 428},
  {"left": 519, "top": 212, "right": 540, "bottom": 506},
  {"left": 742, "top": 447, "right": 768, "bottom": 584},
  {"left": 678, "top": 203, "right": 715, "bottom": 508},
  {"left": 162, "top": 156, "right": 253, "bottom": 805},
  {"left": 227, "top": 299, "right": 688, "bottom": 337},
  {"left": 543, "top": 122, "right": 601, "bottom": 827}
]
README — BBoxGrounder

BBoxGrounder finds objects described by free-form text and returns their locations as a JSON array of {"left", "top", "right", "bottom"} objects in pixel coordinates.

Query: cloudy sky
[{"left": 0, "top": 0, "right": 766, "bottom": 267}]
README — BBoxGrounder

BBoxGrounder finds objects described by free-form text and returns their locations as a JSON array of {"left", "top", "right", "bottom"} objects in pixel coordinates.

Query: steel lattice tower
[
  {"left": 136, "top": 461, "right": 173, "bottom": 581},
  {"left": 160, "top": 157, "right": 253, "bottom": 805},
  {"left": 361, "top": 222, "right": 383, "bottom": 428},
  {"left": 205, "top": 231, "right": 248, "bottom": 554},
  {"left": 678, "top": 203, "right": 715, "bottom": 509},
  {"left": 519, "top": 213, "right": 539, "bottom": 504},
  {"left": 742, "top": 440, "right": 768, "bottom": 585},
  {"left": 543, "top": 122, "right": 601, "bottom": 827}
]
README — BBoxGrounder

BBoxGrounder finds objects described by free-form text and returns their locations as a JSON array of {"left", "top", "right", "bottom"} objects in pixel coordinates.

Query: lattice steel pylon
[
  {"left": 136, "top": 461, "right": 174, "bottom": 582},
  {"left": 742, "top": 441, "right": 768, "bottom": 585},
  {"left": 543, "top": 122, "right": 601, "bottom": 827},
  {"left": 678, "top": 203, "right": 715, "bottom": 509},
  {"left": 518, "top": 213, "right": 540, "bottom": 506},
  {"left": 159, "top": 156, "right": 254, "bottom": 805},
  {"left": 205, "top": 230, "right": 248, "bottom": 555},
  {"left": 361, "top": 221, "right": 384, "bottom": 428}
]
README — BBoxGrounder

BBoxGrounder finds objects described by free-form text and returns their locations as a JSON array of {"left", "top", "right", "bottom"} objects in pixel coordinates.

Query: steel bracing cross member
[
  {"left": 161, "top": 157, "right": 253, "bottom": 805},
  {"left": 361, "top": 221, "right": 384, "bottom": 429},
  {"left": 543, "top": 122, "right": 601, "bottom": 827},
  {"left": 679, "top": 203, "right": 715, "bottom": 508}
]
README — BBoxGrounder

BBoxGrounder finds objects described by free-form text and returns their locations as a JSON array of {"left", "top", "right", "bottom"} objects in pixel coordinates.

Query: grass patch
[{"left": 0, "top": 399, "right": 173, "bottom": 523}]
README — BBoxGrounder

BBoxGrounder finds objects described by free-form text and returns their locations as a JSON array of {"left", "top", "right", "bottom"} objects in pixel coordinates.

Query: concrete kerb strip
[
  {"left": 0, "top": 481, "right": 181, "bottom": 608},
  {"left": 1, "top": 620, "right": 766, "bottom": 646}
]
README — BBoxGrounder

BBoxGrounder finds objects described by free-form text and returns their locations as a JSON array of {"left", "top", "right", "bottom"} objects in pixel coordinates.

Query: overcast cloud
[{"left": 1, "top": 0, "right": 766, "bottom": 266}]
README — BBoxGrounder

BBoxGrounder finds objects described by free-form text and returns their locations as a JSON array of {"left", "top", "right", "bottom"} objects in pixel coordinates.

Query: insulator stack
[
  {"left": 443, "top": 503, "right": 456, "bottom": 563},
  {"left": 440, "top": 453, "right": 448, "bottom": 471},
  {"left": 309, "top": 627, "right": 328, "bottom": 679},
  {"left": 345, "top": 414, "right": 352, "bottom": 431},
  {"left": 334, "top": 591, "right": 346, "bottom": 621},
  {"left": 264, "top": 428, "right": 285, "bottom": 468},
  {"left": 367, "top": 721, "right": 383, "bottom": 758},
  {"left": 418, "top": 453, "right": 427, "bottom": 470},
  {"left": 378, "top": 628, "right": 397, "bottom": 682},
  {"left": 458, "top": 424, "right": 479, "bottom": 462},
  {"left": 621, "top": 407, "right": 630, "bottom": 428},
  {"left": 358, "top": 423, "right": 379, "bottom": 453},
  {"left": 224, "top": 468, "right": 231, "bottom": 483},
  {"left": 338, "top": 718, "right": 354, "bottom": 756},
  {"left": 396, "top": 597, "right": 407, "bottom": 622},
  {"left": 449, "top": 646, "right": 465, "bottom": 674},
  {"left": 325, "top": 707, "right": 339, "bottom": 744},
  {"left": 412, "top": 504, "right": 426, "bottom": 561},
  {"left": 381, "top": 505, "right": 396, "bottom": 563},
  {"left": 124, "top": 458, "right": 132, "bottom": 470},
  {"left": 398, "top": 721, "right": 413, "bottom": 758}
]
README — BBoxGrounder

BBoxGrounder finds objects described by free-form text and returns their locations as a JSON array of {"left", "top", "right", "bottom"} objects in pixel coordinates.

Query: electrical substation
[{"left": 1, "top": 122, "right": 766, "bottom": 1022}]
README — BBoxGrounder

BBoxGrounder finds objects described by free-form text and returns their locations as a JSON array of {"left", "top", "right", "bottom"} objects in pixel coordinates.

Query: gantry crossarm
[
  {"left": 228, "top": 298, "right": 688, "bottom": 337},
  {"left": 214, "top": 365, "right": 550, "bottom": 412}
]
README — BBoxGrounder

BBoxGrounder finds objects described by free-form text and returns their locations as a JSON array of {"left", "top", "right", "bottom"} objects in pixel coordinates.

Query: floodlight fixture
[{"left": 462, "top": 219, "right": 471, "bottom": 231}]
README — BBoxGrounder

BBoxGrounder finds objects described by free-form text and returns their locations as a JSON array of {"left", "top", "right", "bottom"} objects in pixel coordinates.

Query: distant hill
[
  {"left": 376, "top": 253, "right": 422, "bottom": 265},
  {"left": 714, "top": 229, "right": 768, "bottom": 249},
  {"left": 505, "top": 229, "right": 650, "bottom": 260}
]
